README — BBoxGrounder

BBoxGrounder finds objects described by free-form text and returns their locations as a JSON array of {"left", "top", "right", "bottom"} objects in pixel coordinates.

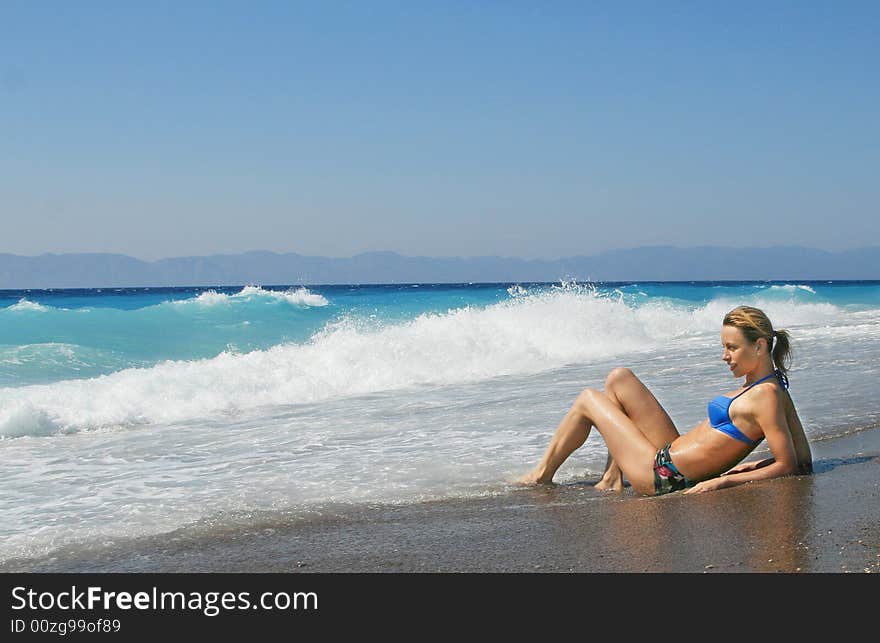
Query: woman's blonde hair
[{"left": 723, "top": 305, "right": 792, "bottom": 376}]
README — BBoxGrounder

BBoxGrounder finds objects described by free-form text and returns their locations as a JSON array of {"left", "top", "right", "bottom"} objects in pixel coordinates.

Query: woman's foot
[
  {"left": 515, "top": 467, "right": 553, "bottom": 485},
  {"left": 594, "top": 471, "right": 625, "bottom": 491}
]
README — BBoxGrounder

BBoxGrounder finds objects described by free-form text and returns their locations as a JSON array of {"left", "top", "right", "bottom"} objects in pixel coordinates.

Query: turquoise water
[
  {"left": 2, "top": 280, "right": 877, "bottom": 387},
  {"left": 1, "top": 279, "right": 878, "bottom": 563}
]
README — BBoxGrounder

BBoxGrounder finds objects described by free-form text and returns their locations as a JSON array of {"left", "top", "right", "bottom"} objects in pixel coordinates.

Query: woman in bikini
[{"left": 517, "top": 305, "right": 812, "bottom": 495}]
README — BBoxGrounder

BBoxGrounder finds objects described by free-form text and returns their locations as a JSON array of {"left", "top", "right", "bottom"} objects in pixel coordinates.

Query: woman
[{"left": 517, "top": 306, "right": 812, "bottom": 495}]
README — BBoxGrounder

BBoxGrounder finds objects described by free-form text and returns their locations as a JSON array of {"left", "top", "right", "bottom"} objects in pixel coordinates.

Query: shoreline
[{"left": 4, "top": 426, "right": 879, "bottom": 573}]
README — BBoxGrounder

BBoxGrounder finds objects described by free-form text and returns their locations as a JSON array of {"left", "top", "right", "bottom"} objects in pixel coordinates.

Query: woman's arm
[
  {"left": 685, "top": 386, "right": 798, "bottom": 494},
  {"left": 720, "top": 394, "right": 811, "bottom": 476},
  {"left": 721, "top": 458, "right": 774, "bottom": 475}
]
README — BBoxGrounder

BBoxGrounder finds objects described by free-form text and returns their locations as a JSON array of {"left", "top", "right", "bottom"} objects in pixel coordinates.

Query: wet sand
[{"left": 5, "top": 427, "right": 879, "bottom": 573}]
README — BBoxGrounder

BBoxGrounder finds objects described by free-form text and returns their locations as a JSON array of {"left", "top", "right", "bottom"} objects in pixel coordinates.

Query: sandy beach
[{"left": 4, "top": 426, "right": 878, "bottom": 574}]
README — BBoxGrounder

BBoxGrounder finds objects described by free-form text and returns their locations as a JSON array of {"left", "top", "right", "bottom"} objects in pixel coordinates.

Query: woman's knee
[
  {"left": 575, "top": 387, "right": 602, "bottom": 413},
  {"left": 604, "top": 367, "right": 634, "bottom": 390}
]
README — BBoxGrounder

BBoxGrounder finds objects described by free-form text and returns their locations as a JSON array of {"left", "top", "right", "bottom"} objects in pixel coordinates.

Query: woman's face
[{"left": 721, "top": 325, "right": 765, "bottom": 377}]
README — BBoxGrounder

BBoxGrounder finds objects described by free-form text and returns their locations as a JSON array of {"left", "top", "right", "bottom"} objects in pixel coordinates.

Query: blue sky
[{"left": 1, "top": 1, "right": 878, "bottom": 260}]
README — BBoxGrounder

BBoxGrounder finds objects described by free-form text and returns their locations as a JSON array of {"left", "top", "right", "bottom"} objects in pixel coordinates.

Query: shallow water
[{"left": 1, "top": 280, "right": 878, "bottom": 562}]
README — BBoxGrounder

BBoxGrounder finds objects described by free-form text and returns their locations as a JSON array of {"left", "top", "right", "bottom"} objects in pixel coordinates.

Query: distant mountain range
[{"left": 1, "top": 246, "right": 878, "bottom": 288}]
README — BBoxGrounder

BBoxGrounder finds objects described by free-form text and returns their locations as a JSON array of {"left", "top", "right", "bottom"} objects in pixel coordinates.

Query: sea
[{"left": 1, "top": 280, "right": 878, "bottom": 565}]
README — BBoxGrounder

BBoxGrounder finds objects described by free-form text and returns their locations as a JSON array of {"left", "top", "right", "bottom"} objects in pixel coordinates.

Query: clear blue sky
[{"left": 2, "top": 1, "right": 878, "bottom": 260}]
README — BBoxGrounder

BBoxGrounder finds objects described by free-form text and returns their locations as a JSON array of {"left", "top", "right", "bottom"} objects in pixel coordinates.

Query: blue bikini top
[{"left": 708, "top": 369, "right": 790, "bottom": 446}]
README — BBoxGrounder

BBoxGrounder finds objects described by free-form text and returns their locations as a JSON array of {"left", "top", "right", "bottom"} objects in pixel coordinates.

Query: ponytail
[{"left": 771, "top": 328, "right": 792, "bottom": 378}]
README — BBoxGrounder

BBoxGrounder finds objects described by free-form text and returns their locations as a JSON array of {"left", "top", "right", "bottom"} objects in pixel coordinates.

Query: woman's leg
[
  {"left": 518, "top": 368, "right": 678, "bottom": 495},
  {"left": 596, "top": 368, "right": 680, "bottom": 490},
  {"left": 517, "top": 387, "right": 658, "bottom": 494}
]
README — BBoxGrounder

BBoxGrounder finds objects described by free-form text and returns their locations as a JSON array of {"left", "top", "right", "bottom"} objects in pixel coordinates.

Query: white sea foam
[
  {"left": 0, "top": 287, "right": 863, "bottom": 438},
  {"left": 0, "top": 399, "right": 61, "bottom": 437},
  {"left": 174, "top": 285, "right": 329, "bottom": 308},
  {"left": 4, "top": 298, "right": 50, "bottom": 312},
  {"left": 766, "top": 284, "right": 817, "bottom": 294}
]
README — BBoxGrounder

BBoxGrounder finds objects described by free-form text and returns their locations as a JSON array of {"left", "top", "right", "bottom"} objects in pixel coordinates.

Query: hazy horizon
[
  {"left": 1, "top": 245, "right": 878, "bottom": 290},
  {"left": 3, "top": 243, "right": 879, "bottom": 264}
]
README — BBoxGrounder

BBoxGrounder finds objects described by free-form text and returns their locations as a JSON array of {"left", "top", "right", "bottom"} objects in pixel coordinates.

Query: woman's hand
[{"left": 683, "top": 477, "right": 733, "bottom": 494}]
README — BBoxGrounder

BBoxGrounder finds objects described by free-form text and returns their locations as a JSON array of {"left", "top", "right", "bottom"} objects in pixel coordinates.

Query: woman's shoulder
[{"left": 740, "top": 381, "right": 787, "bottom": 417}]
